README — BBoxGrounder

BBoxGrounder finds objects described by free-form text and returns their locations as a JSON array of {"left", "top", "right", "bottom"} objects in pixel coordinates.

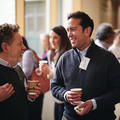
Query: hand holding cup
[
  {"left": 27, "top": 80, "right": 41, "bottom": 99},
  {"left": 66, "top": 88, "right": 82, "bottom": 106},
  {"left": 27, "top": 80, "right": 39, "bottom": 95},
  {"left": 70, "top": 88, "right": 82, "bottom": 105}
]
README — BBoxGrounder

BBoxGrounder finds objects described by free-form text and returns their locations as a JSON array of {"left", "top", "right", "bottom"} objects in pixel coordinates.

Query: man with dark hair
[
  {"left": 0, "top": 23, "right": 40, "bottom": 120},
  {"left": 95, "top": 22, "right": 115, "bottom": 49},
  {"left": 51, "top": 11, "right": 120, "bottom": 120}
]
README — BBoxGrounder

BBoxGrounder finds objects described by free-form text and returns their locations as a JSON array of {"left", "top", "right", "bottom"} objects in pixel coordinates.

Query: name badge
[{"left": 79, "top": 56, "right": 90, "bottom": 70}]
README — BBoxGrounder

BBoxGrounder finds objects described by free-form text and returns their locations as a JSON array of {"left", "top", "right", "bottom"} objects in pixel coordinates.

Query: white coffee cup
[
  {"left": 70, "top": 88, "right": 82, "bottom": 95},
  {"left": 70, "top": 88, "right": 82, "bottom": 104},
  {"left": 39, "top": 60, "right": 48, "bottom": 71}
]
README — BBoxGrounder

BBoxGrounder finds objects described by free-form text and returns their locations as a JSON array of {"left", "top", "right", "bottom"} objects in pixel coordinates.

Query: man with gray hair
[
  {"left": 95, "top": 22, "right": 115, "bottom": 49},
  {"left": 0, "top": 23, "right": 41, "bottom": 120}
]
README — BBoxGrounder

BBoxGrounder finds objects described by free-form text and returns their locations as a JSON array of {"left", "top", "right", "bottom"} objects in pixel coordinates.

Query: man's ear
[
  {"left": 1, "top": 42, "right": 9, "bottom": 53},
  {"left": 84, "top": 27, "right": 92, "bottom": 37}
]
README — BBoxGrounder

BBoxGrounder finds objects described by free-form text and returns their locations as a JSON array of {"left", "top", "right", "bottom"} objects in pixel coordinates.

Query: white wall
[
  {"left": 0, "top": 0, "right": 15, "bottom": 24},
  {"left": 82, "top": 0, "right": 100, "bottom": 39},
  {"left": 61, "top": 0, "right": 73, "bottom": 28}
]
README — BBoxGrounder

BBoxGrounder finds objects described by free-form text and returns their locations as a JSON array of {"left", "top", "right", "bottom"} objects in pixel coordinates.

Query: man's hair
[
  {"left": 0, "top": 23, "right": 19, "bottom": 52},
  {"left": 96, "top": 23, "right": 114, "bottom": 41},
  {"left": 67, "top": 11, "right": 94, "bottom": 36}
]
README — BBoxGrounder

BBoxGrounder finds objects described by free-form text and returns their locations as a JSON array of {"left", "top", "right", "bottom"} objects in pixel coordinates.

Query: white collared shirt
[{"left": 0, "top": 58, "right": 11, "bottom": 67}]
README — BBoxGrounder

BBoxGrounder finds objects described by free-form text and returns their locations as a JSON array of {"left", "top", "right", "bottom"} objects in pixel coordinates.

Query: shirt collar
[
  {"left": 77, "top": 44, "right": 91, "bottom": 57},
  {"left": 0, "top": 58, "right": 12, "bottom": 67}
]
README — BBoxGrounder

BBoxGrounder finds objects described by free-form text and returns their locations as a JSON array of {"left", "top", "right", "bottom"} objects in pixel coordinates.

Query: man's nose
[{"left": 68, "top": 30, "right": 72, "bottom": 38}]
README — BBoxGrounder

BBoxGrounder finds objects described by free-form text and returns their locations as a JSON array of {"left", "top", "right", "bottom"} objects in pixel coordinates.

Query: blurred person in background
[
  {"left": 40, "top": 25, "right": 72, "bottom": 120},
  {"left": 95, "top": 22, "right": 115, "bottom": 49},
  {"left": 40, "top": 34, "right": 50, "bottom": 61},
  {"left": 21, "top": 36, "right": 49, "bottom": 120},
  {"left": 109, "top": 29, "right": 120, "bottom": 63},
  {"left": 108, "top": 29, "right": 120, "bottom": 120}
]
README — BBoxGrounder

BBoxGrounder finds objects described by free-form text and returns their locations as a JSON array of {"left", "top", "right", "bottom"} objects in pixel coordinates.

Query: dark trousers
[
  {"left": 54, "top": 103, "right": 64, "bottom": 120},
  {"left": 27, "top": 94, "right": 44, "bottom": 120}
]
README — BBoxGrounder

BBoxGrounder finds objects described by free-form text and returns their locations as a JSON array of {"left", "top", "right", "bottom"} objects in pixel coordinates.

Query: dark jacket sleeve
[
  {"left": 95, "top": 53, "right": 120, "bottom": 110},
  {"left": 51, "top": 55, "right": 67, "bottom": 101}
]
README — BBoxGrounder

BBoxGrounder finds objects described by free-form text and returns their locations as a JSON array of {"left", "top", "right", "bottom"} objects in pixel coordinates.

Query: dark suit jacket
[
  {"left": 0, "top": 65, "right": 28, "bottom": 120},
  {"left": 51, "top": 41, "right": 120, "bottom": 120}
]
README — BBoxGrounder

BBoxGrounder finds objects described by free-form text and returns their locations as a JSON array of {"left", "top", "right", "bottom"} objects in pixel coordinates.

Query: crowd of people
[{"left": 0, "top": 11, "right": 120, "bottom": 120}]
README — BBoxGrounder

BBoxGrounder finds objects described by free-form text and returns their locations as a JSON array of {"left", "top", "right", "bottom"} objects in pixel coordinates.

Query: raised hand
[{"left": 0, "top": 83, "right": 15, "bottom": 102}]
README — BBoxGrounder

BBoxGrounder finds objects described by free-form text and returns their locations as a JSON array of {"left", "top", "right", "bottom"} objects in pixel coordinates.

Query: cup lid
[{"left": 39, "top": 60, "right": 48, "bottom": 64}]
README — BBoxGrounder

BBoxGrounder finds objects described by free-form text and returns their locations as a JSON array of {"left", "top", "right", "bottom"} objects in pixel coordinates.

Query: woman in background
[
  {"left": 21, "top": 37, "right": 49, "bottom": 120},
  {"left": 41, "top": 25, "right": 72, "bottom": 120}
]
